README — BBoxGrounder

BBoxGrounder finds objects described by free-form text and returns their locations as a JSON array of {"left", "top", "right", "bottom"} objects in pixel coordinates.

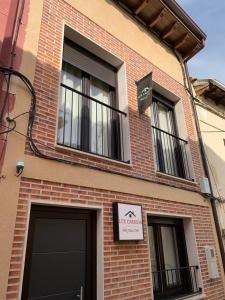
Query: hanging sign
[
  {"left": 113, "top": 202, "right": 144, "bottom": 241},
  {"left": 136, "top": 72, "right": 153, "bottom": 114}
]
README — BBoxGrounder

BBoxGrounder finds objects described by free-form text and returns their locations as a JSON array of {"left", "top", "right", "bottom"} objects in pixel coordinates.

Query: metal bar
[
  {"left": 70, "top": 90, "right": 73, "bottom": 147},
  {"left": 61, "top": 83, "right": 127, "bottom": 116},
  {"left": 77, "top": 93, "right": 80, "bottom": 148},
  {"left": 184, "top": 142, "right": 191, "bottom": 179},
  {"left": 101, "top": 104, "right": 103, "bottom": 155},
  {"left": 59, "top": 85, "right": 128, "bottom": 163},
  {"left": 152, "top": 126, "right": 191, "bottom": 180},
  {"left": 63, "top": 87, "right": 66, "bottom": 145},
  {"left": 189, "top": 266, "right": 194, "bottom": 292},
  {"left": 107, "top": 107, "right": 109, "bottom": 157},
  {"left": 193, "top": 266, "right": 198, "bottom": 292},
  {"left": 96, "top": 102, "right": 97, "bottom": 153},
  {"left": 120, "top": 114, "right": 124, "bottom": 161},
  {"left": 166, "top": 131, "right": 173, "bottom": 175},
  {"left": 152, "top": 125, "right": 188, "bottom": 143},
  {"left": 152, "top": 266, "right": 200, "bottom": 298}
]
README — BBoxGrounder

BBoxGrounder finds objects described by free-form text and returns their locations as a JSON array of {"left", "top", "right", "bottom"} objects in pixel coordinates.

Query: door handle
[{"left": 76, "top": 286, "right": 84, "bottom": 300}]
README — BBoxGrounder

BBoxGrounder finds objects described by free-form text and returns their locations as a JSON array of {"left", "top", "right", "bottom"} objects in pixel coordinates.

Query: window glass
[
  {"left": 90, "top": 77, "right": 112, "bottom": 156},
  {"left": 161, "top": 226, "right": 180, "bottom": 285},
  {"left": 58, "top": 62, "right": 82, "bottom": 147},
  {"left": 58, "top": 41, "right": 124, "bottom": 161},
  {"left": 148, "top": 226, "right": 157, "bottom": 272},
  {"left": 151, "top": 97, "right": 185, "bottom": 178}
]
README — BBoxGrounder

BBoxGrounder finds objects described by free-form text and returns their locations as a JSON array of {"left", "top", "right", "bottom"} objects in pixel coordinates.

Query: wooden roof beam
[
  {"left": 162, "top": 21, "right": 179, "bottom": 39},
  {"left": 134, "top": 0, "right": 150, "bottom": 15},
  {"left": 183, "top": 41, "right": 204, "bottom": 60},
  {"left": 148, "top": 7, "right": 166, "bottom": 28},
  {"left": 174, "top": 33, "right": 189, "bottom": 49}
]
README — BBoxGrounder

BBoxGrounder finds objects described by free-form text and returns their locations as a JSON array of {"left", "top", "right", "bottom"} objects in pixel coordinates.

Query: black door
[{"left": 22, "top": 205, "right": 96, "bottom": 300}]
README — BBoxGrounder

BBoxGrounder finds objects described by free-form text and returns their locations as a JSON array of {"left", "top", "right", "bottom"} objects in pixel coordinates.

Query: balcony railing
[
  {"left": 152, "top": 266, "right": 201, "bottom": 300},
  {"left": 57, "top": 83, "right": 128, "bottom": 162},
  {"left": 152, "top": 126, "right": 192, "bottom": 181}
]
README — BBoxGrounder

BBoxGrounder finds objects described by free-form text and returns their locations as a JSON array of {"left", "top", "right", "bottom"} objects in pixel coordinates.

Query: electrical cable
[
  {"left": 0, "top": 0, "right": 26, "bottom": 164},
  {"left": 0, "top": 117, "right": 16, "bottom": 135},
  {"left": 12, "top": 111, "right": 30, "bottom": 120},
  {"left": 0, "top": 74, "right": 12, "bottom": 162},
  {"left": 0, "top": 66, "right": 203, "bottom": 194}
]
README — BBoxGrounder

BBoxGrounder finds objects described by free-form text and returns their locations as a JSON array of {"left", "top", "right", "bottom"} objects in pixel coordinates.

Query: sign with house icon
[{"left": 113, "top": 203, "right": 144, "bottom": 241}]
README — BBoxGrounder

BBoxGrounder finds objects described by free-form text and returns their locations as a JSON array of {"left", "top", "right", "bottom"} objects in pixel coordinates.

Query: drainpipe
[{"left": 183, "top": 61, "right": 225, "bottom": 273}]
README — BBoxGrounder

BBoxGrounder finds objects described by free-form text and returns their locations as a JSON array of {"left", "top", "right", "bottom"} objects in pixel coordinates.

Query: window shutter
[{"left": 63, "top": 42, "right": 116, "bottom": 87}]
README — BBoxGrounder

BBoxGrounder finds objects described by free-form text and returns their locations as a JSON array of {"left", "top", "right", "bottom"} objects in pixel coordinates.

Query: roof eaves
[{"left": 160, "top": 0, "right": 207, "bottom": 41}]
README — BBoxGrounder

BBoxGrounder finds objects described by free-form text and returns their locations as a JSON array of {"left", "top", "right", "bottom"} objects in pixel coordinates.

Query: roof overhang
[
  {"left": 192, "top": 79, "right": 225, "bottom": 106},
  {"left": 112, "top": 0, "right": 206, "bottom": 61}
]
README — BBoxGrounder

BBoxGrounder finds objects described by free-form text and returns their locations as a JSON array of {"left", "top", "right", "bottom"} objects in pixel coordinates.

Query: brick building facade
[{"left": 1, "top": 0, "right": 225, "bottom": 299}]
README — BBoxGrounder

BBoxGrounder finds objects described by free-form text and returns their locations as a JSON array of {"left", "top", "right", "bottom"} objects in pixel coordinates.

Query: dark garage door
[{"left": 22, "top": 205, "right": 96, "bottom": 300}]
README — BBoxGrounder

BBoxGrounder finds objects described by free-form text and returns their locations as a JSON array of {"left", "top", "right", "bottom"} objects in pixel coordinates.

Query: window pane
[
  {"left": 148, "top": 226, "right": 157, "bottom": 272},
  {"left": 90, "top": 76, "right": 112, "bottom": 156},
  {"left": 148, "top": 226, "right": 159, "bottom": 291},
  {"left": 158, "top": 103, "right": 170, "bottom": 132},
  {"left": 58, "top": 62, "right": 82, "bottom": 148},
  {"left": 161, "top": 226, "right": 180, "bottom": 286},
  {"left": 153, "top": 101, "right": 178, "bottom": 176}
]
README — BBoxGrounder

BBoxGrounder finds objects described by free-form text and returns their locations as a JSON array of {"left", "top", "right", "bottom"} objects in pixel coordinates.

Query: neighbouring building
[
  {"left": 193, "top": 78, "right": 225, "bottom": 248},
  {"left": 1, "top": 1, "right": 225, "bottom": 300}
]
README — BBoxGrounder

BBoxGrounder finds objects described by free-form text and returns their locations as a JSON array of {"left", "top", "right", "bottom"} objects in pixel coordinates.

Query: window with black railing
[
  {"left": 152, "top": 266, "right": 201, "bottom": 300},
  {"left": 57, "top": 41, "right": 127, "bottom": 162},
  {"left": 149, "top": 218, "right": 201, "bottom": 300},
  {"left": 151, "top": 93, "right": 192, "bottom": 181}
]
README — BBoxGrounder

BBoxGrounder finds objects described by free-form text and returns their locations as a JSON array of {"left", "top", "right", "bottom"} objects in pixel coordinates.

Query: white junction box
[
  {"left": 205, "top": 246, "right": 219, "bottom": 279},
  {"left": 199, "top": 177, "right": 211, "bottom": 194}
]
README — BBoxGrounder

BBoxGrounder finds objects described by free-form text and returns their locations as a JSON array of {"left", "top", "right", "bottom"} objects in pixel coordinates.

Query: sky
[{"left": 176, "top": 0, "right": 225, "bottom": 84}]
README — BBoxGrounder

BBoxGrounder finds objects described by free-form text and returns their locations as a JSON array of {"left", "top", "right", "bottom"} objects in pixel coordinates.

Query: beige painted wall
[
  {"left": 24, "top": 155, "right": 207, "bottom": 207},
  {"left": 197, "top": 102, "right": 225, "bottom": 199},
  {"left": 0, "top": 1, "right": 44, "bottom": 298},
  {"left": 197, "top": 101, "right": 225, "bottom": 229},
  {"left": 65, "top": 0, "right": 184, "bottom": 84}
]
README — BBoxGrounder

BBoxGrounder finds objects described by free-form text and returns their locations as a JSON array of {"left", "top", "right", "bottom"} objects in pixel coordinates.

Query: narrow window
[{"left": 151, "top": 92, "right": 191, "bottom": 180}]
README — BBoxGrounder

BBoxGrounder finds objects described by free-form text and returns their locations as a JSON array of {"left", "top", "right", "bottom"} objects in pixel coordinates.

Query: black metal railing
[
  {"left": 57, "top": 83, "right": 127, "bottom": 162},
  {"left": 152, "top": 266, "right": 201, "bottom": 300},
  {"left": 152, "top": 126, "right": 192, "bottom": 181}
]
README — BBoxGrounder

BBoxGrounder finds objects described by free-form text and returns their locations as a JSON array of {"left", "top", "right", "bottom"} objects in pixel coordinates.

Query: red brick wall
[
  {"left": 6, "top": 1, "right": 222, "bottom": 299},
  {"left": 25, "top": 0, "right": 204, "bottom": 192},
  {"left": 6, "top": 178, "right": 225, "bottom": 299}
]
